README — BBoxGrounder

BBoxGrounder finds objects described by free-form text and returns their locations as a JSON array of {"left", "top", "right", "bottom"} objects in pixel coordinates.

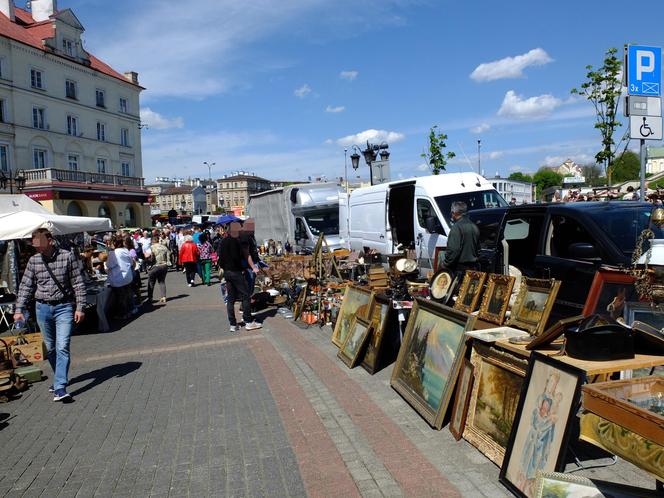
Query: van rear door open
[{"left": 387, "top": 182, "right": 415, "bottom": 250}]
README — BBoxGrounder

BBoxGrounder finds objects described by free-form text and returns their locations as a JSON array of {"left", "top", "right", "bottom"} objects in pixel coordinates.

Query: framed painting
[
  {"left": 331, "top": 285, "right": 372, "bottom": 348},
  {"left": 624, "top": 301, "right": 664, "bottom": 329},
  {"left": 500, "top": 353, "right": 584, "bottom": 498},
  {"left": 478, "top": 274, "right": 516, "bottom": 325},
  {"left": 292, "top": 284, "right": 307, "bottom": 321},
  {"left": 582, "top": 269, "right": 637, "bottom": 319},
  {"left": 429, "top": 269, "right": 455, "bottom": 303},
  {"left": 453, "top": 271, "right": 487, "bottom": 313},
  {"left": 507, "top": 278, "right": 561, "bottom": 336},
  {"left": 465, "top": 327, "right": 530, "bottom": 344},
  {"left": 391, "top": 299, "right": 476, "bottom": 429},
  {"left": 463, "top": 342, "right": 528, "bottom": 465},
  {"left": 361, "top": 293, "right": 391, "bottom": 374},
  {"left": 338, "top": 317, "right": 373, "bottom": 368},
  {"left": 449, "top": 358, "right": 474, "bottom": 441},
  {"left": 525, "top": 315, "right": 584, "bottom": 351},
  {"left": 533, "top": 471, "right": 660, "bottom": 498},
  {"left": 433, "top": 246, "right": 444, "bottom": 273}
]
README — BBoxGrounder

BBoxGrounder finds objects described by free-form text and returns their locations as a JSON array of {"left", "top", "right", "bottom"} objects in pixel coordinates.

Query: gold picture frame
[
  {"left": 338, "top": 317, "right": 373, "bottom": 368},
  {"left": 506, "top": 278, "right": 561, "bottom": 336},
  {"left": 391, "top": 299, "right": 476, "bottom": 429},
  {"left": 478, "top": 274, "right": 516, "bottom": 325},
  {"left": 331, "top": 285, "right": 372, "bottom": 348},
  {"left": 449, "top": 358, "right": 474, "bottom": 441},
  {"left": 453, "top": 271, "right": 487, "bottom": 313},
  {"left": 463, "top": 342, "right": 528, "bottom": 466},
  {"left": 361, "top": 293, "right": 391, "bottom": 374}
]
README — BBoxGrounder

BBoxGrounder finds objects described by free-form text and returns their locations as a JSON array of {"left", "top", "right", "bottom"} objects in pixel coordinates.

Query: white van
[{"left": 346, "top": 173, "right": 507, "bottom": 270}]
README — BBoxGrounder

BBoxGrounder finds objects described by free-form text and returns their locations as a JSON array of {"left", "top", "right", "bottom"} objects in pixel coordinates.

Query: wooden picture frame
[
  {"left": 500, "top": 353, "right": 584, "bottom": 498},
  {"left": 533, "top": 471, "right": 660, "bottom": 498},
  {"left": 463, "top": 342, "right": 528, "bottom": 465},
  {"left": 525, "top": 315, "right": 584, "bottom": 351},
  {"left": 361, "top": 293, "right": 391, "bottom": 374},
  {"left": 506, "top": 278, "right": 561, "bottom": 336},
  {"left": 449, "top": 358, "right": 474, "bottom": 441},
  {"left": 292, "top": 284, "right": 307, "bottom": 321},
  {"left": 331, "top": 285, "right": 372, "bottom": 348},
  {"left": 453, "top": 271, "right": 487, "bottom": 313},
  {"left": 433, "top": 246, "right": 444, "bottom": 273},
  {"left": 429, "top": 269, "right": 455, "bottom": 303},
  {"left": 391, "top": 299, "right": 476, "bottom": 429},
  {"left": 478, "top": 274, "right": 516, "bottom": 325},
  {"left": 338, "top": 317, "right": 373, "bottom": 368},
  {"left": 624, "top": 301, "right": 664, "bottom": 329},
  {"left": 582, "top": 269, "right": 637, "bottom": 319}
]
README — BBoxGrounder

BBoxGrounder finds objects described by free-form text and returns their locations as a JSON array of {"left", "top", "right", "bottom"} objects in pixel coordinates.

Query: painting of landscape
[{"left": 332, "top": 285, "right": 371, "bottom": 348}]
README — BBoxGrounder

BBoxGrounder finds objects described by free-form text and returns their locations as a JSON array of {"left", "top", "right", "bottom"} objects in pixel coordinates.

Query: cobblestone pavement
[{"left": 0, "top": 271, "right": 658, "bottom": 497}]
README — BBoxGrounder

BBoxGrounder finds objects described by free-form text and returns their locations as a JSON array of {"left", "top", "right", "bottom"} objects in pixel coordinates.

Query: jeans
[
  {"left": 225, "top": 270, "right": 252, "bottom": 326},
  {"left": 200, "top": 259, "right": 212, "bottom": 285},
  {"left": 184, "top": 262, "right": 197, "bottom": 285},
  {"left": 147, "top": 264, "right": 168, "bottom": 300},
  {"left": 35, "top": 302, "right": 73, "bottom": 391}
]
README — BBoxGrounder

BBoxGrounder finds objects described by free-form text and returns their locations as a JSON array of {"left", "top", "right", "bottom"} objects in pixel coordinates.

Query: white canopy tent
[{"left": 0, "top": 195, "right": 112, "bottom": 240}]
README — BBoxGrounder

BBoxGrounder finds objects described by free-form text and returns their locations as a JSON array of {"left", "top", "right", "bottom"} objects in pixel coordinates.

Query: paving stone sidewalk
[{"left": 0, "top": 270, "right": 658, "bottom": 497}]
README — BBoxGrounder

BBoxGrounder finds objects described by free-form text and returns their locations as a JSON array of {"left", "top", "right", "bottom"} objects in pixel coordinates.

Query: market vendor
[{"left": 443, "top": 201, "right": 479, "bottom": 277}]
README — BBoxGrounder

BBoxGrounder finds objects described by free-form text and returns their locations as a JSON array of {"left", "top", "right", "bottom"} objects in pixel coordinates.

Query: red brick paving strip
[
  {"left": 272, "top": 319, "right": 462, "bottom": 498},
  {"left": 249, "top": 339, "right": 361, "bottom": 498}
]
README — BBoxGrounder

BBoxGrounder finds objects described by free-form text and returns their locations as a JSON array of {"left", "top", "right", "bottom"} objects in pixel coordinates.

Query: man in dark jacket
[{"left": 443, "top": 201, "right": 479, "bottom": 277}]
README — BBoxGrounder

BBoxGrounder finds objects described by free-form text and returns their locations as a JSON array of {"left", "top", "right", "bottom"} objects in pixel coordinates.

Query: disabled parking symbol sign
[{"left": 627, "top": 45, "right": 662, "bottom": 96}]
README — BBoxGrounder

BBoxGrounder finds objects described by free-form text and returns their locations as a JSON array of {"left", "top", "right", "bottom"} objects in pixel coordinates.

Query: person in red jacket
[{"left": 178, "top": 235, "right": 200, "bottom": 287}]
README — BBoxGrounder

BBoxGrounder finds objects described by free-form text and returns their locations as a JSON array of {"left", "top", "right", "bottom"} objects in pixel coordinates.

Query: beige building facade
[{"left": 216, "top": 172, "right": 271, "bottom": 215}]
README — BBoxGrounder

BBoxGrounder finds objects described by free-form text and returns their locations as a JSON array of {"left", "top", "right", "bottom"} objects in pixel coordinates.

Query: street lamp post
[
  {"left": 349, "top": 141, "right": 389, "bottom": 186},
  {"left": 0, "top": 169, "right": 26, "bottom": 194},
  {"left": 203, "top": 161, "right": 216, "bottom": 181},
  {"left": 477, "top": 140, "right": 481, "bottom": 175}
]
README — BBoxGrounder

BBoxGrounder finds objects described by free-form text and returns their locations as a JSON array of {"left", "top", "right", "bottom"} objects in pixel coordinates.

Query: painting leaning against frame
[
  {"left": 391, "top": 298, "right": 477, "bottom": 430},
  {"left": 337, "top": 316, "right": 373, "bottom": 368},
  {"left": 506, "top": 278, "right": 561, "bottom": 337},
  {"left": 500, "top": 353, "right": 584, "bottom": 498},
  {"left": 331, "top": 285, "right": 372, "bottom": 348}
]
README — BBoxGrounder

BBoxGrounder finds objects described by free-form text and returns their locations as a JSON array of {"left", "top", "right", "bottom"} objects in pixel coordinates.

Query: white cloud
[
  {"left": 470, "top": 123, "right": 490, "bottom": 134},
  {"left": 140, "top": 107, "right": 184, "bottom": 130},
  {"left": 488, "top": 151, "right": 504, "bottom": 160},
  {"left": 417, "top": 163, "right": 429, "bottom": 172},
  {"left": 498, "top": 90, "right": 562, "bottom": 119},
  {"left": 325, "top": 105, "right": 345, "bottom": 113},
  {"left": 336, "top": 129, "right": 405, "bottom": 146},
  {"left": 340, "top": 70, "right": 359, "bottom": 81},
  {"left": 470, "top": 48, "right": 553, "bottom": 82},
  {"left": 294, "top": 84, "right": 312, "bottom": 98},
  {"left": 509, "top": 165, "right": 532, "bottom": 173},
  {"left": 543, "top": 153, "right": 595, "bottom": 166}
]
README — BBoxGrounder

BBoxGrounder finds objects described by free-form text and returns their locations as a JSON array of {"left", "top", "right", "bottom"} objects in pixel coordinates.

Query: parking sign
[{"left": 626, "top": 45, "right": 662, "bottom": 96}]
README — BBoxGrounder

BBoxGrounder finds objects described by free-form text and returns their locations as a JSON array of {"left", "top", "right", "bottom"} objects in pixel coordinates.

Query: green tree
[
  {"left": 533, "top": 168, "right": 563, "bottom": 198},
  {"left": 571, "top": 48, "right": 623, "bottom": 185},
  {"left": 508, "top": 172, "right": 533, "bottom": 183},
  {"left": 581, "top": 163, "right": 603, "bottom": 186},
  {"left": 611, "top": 150, "right": 640, "bottom": 183},
  {"left": 421, "top": 125, "right": 455, "bottom": 175}
]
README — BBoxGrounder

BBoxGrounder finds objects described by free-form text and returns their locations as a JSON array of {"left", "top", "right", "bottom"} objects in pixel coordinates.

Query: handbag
[{"left": 41, "top": 254, "right": 74, "bottom": 302}]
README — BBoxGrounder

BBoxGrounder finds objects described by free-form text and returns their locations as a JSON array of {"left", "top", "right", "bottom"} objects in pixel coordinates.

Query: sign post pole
[{"left": 641, "top": 139, "right": 647, "bottom": 201}]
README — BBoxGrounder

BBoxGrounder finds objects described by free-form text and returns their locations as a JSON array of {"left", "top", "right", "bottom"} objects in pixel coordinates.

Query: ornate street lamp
[
  {"left": 0, "top": 169, "right": 26, "bottom": 193},
  {"left": 348, "top": 141, "right": 390, "bottom": 185},
  {"left": 203, "top": 161, "right": 216, "bottom": 181}
]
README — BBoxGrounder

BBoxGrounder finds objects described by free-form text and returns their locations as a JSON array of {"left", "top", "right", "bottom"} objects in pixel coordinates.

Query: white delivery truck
[
  {"left": 345, "top": 173, "right": 507, "bottom": 270},
  {"left": 248, "top": 183, "right": 345, "bottom": 253}
]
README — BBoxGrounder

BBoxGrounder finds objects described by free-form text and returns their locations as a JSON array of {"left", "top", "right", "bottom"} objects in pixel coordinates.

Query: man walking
[
  {"left": 443, "top": 201, "right": 480, "bottom": 279},
  {"left": 14, "top": 229, "right": 86, "bottom": 401},
  {"left": 218, "top": 227, "right": 261, "bottom": 332}
]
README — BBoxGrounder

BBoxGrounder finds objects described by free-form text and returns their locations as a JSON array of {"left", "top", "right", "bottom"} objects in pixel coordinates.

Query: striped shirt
[{"left": 16, "top": 248, "right": 87, "bottom": 312}]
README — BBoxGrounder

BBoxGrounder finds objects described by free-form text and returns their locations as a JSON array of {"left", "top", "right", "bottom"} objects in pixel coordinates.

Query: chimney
[
  {"left": 124, "top": 71, "right": 139, "bottom": 85},
  {"left": 30, "top": 0, "right": 57, "bottom": 22},
  {"left": 0, "top": 0, "right": 15, "bottom": 21}
]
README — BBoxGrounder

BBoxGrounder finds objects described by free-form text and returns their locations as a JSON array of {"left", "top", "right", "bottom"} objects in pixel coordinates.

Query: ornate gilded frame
[
  {"left": 331, "top": 285, "right": 372, "bottom": 348},
  {"left": 506, "top": 278, "right": 561, "bottom": 336},
  {"left": 361, "top": 293, "right": 391, "bottom": 374},
  {"left": 453, "top": 271, "right": 487, "bottom": 313},
  {"left": 338, "top": 317, "right": 373, "bottom": 368},
  {"left": 449, "top": 358, "right": 474, "bottom": 441},
  {"left": 478, "top": 274, "right": 516, "bottom": 325},
  {"left": 533, "top": 472, "right": 660, "bottom": 498}
]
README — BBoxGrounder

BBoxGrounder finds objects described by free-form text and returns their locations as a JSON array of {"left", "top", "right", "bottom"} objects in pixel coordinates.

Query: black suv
[{"left": 467, "top": 202, "right": 659, "bottom": 318}]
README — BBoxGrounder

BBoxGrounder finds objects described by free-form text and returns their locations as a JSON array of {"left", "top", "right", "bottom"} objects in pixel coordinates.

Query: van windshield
[
  {"left": 305, "top": 210, "right": 340, "bottom": 236},
  {"left": 435, "top": 190, "right": 508, "bottom": 226}
]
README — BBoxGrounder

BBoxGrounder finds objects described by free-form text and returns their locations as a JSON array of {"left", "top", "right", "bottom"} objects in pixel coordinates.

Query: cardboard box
[{"left": 0, "top": 333, "right": 47, "bottom": 363}]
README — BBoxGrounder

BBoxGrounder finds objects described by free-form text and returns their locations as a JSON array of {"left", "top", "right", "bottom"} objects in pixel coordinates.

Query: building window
[
  {"left": 0, "top": 99, "right": 5, "bottom": 123},
  {"left": 30, "top": 68, "right": 44, "bottom": 89},
  {"left": 95, "top": 89, "right": 105, "bottom": 108},
  {"left": 33, "top": 148, "right": 47, "bottom": 169},
  {"left": 62, "top": 38, "right": 74, "bottom": 57},
  {"left": 96, "top": 158, "right": 106, "bottom": 174},
  {"left": 96, "top": 122, "right": 106, "bottom": 141},
  {"left": 121, "top": 128, "right": 129, "bottom": 147},
  {"left": 119, "top": 98, "right": 128, "bottom": 113},
  {"left": 0, "top": 144, "right": 8, "bottom": 172},
  {"left": 68, "top": 154, "right": 79, "bottom": 171},
  {"left": 121, "top": 161, "right": 131, "bottom": 176},
  {"left": 66, "top": 115, "right": 78, "bottom": 136},
  {"left": 65, "top": 79, "right": 77, "bottom": 99},
  {"left": 32, "top": 107, "right": 46, "bottom": 129}
]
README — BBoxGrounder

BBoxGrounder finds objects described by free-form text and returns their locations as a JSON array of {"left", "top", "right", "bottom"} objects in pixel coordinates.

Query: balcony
[{"left": 23, "top": 168, "right": 145, "bottom": 188}]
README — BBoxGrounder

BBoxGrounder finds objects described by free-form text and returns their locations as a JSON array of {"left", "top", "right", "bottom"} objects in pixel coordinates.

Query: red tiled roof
[{"left": 0, "top": 7, "right": 142, "bottom": 89}]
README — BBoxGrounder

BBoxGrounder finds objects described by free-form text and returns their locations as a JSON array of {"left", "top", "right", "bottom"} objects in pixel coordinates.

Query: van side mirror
[
  {"left": 568, "top": 242, "right": 599, "bottom": 260},
  {"left": 425, "top": 216, "right": 444, "bottom": 235}
]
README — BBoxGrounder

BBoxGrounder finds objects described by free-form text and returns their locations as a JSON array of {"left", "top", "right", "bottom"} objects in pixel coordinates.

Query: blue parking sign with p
[{"left": 627, "top": 45, "right": 662, "bottom": 96}]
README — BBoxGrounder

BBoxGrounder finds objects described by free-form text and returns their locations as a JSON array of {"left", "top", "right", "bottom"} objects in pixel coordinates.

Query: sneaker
[
  {"left": 245, "top": 321, "right": 262, "bottom": 331},
  {"left": 229, "top": 325, "right": 238, "bottom": 333},
  {"left": 48, "top": 385, "right": 54, "bottom": 393},
  {"left": 188, "top": 283, "right": 192, "bottom": 287},
  {"left": 53, "top": 389, "right": 71, "bottom": 402}
]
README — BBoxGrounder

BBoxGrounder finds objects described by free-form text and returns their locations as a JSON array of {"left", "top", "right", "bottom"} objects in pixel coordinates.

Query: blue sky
[{"left": 65, "top": 0, "right": 664, "bottom": 183}]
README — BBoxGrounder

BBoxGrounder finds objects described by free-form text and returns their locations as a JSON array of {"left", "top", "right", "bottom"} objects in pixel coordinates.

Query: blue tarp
[{"left": 214, "top": 215, "right": 243, "bottom": 225}]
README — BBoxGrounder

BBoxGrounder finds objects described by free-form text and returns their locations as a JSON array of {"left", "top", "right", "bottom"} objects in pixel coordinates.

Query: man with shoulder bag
[{"left": 14, "top": 229, "right": 86, "bottom": 402}]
